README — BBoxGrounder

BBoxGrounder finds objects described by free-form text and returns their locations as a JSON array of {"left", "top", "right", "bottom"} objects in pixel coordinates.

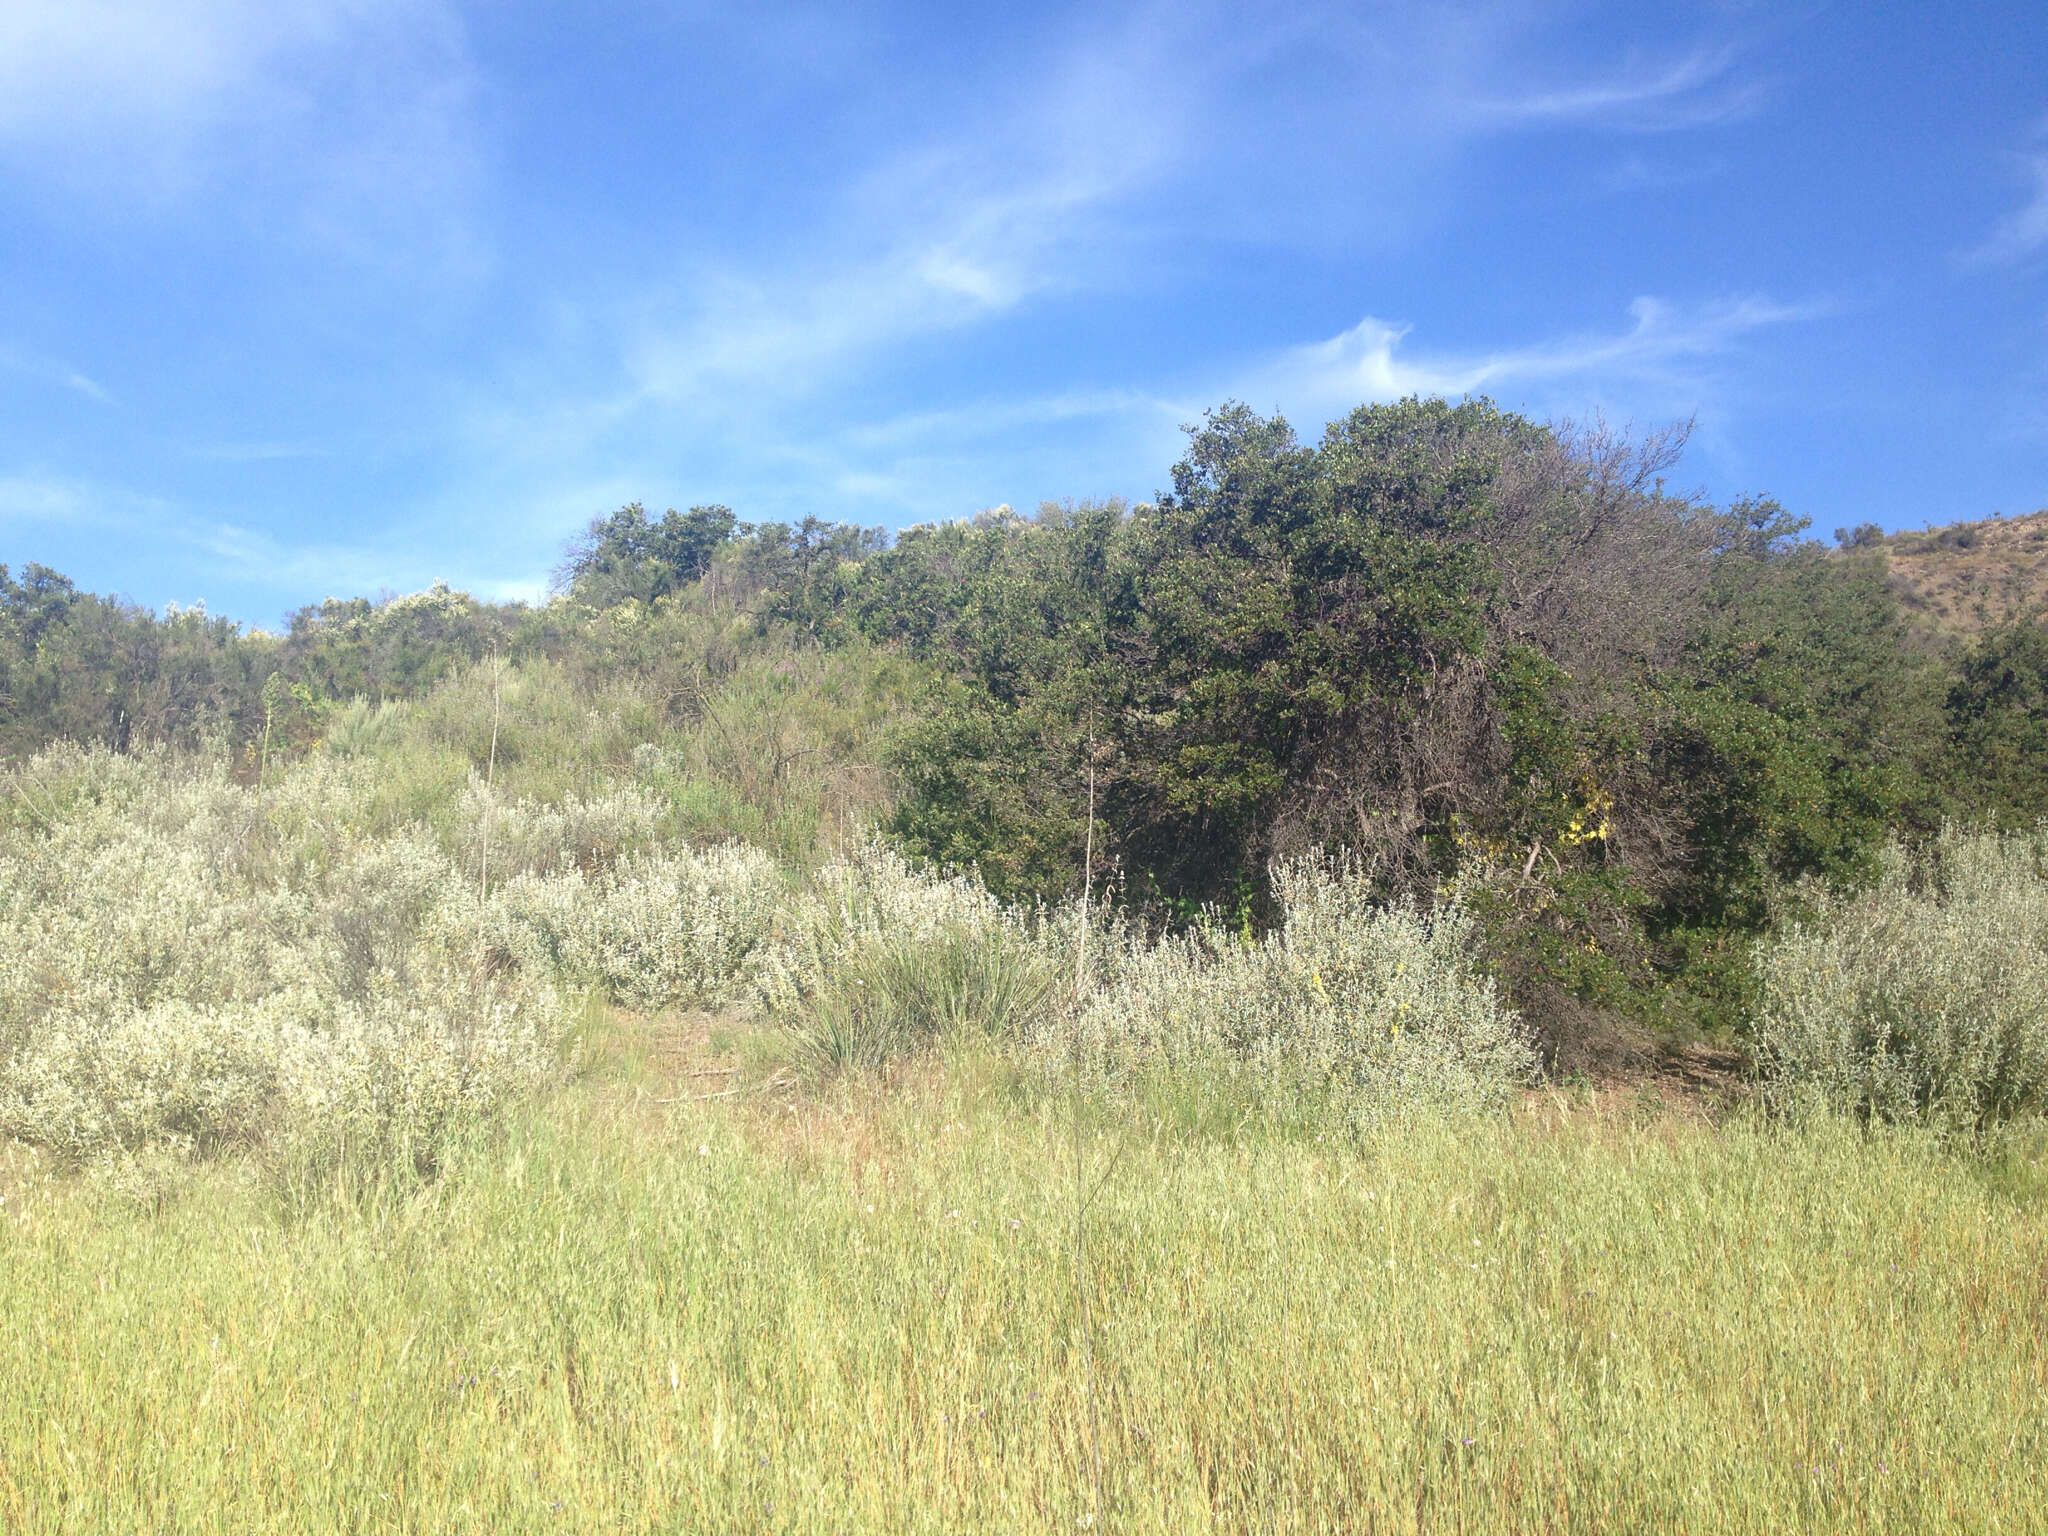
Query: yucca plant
[{"left": 787, "top": 923, "right": 1055, "bottom": 1074}]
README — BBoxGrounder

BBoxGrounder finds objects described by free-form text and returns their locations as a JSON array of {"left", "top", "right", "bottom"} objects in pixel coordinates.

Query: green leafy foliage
[
  {"left": 6, "top": 391, "right": 2045, "bottom": 1065},
  {"left": 1946, "top": 620, "right": 2048, "bottom": 822},
  {"left": 556, "top": 503, "right": 738, "bottom": 606},
  {"left": 282, "top": 581, "right": 520, "bottom": 703},
  {"left": 0, "top": 563, "right": 277, "bottom": 757},
  {"left": 846, "top": 401, "right": 1542, "bottom": 909},
  {"left": 1644, "top": 514, "right": 1945, "bottom": 934}
]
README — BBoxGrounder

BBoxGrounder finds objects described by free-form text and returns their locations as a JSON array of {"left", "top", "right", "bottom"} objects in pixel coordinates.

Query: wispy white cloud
[
  {"left": 193, "top": 515, "right": 560, "bottom": 611},
  {"left": 9, "top": 1, "right": 1789, "bottom": 612},
  {"left": 60, "top": 371, "right": 110, "bottom": 405},
  {"left": 0, "top": 472, "right": 188, "bottom": 554},
  {"left": 1235, "top": 295, "right": 1822, "bottom": 429},
  {"left": 431, "top": 11, "right": 1200, "bottom": 532},
  {"left": 794, "top": 295, "right": 1817, "bottom": 526},
  {"left": 607, "top": 295, "right": 1818, "bottom": 531},
  {"left": 708, "top": 389, "right": 1183, "bottom": 522},
  {"left": 825, "top": 292, "right": 1818, "bottom": 437},
  {"left": 0, "top": 344, "right": 114, "bottom": 405},
  {"left": 1472, "top": 45, "right": 1764, "bottom": 131},
  {"left": 0, "top": 473, "right": 98, "bottom": 522},
  {"left": 0, "top": 0, "right": 449, "bottom": 146},
  {"left": 617, "top": 9, "right": 1187, "bottom": 416},
  {"left": 0, "top": 0, "right": 484, "bottom": 278},
  {"left": 1960, "top": 150, "right": 2048, "bottom": 270},
  {"left": 554, "top": 3, "right": 1775, "bottom": 436},
  {"left": 833, "top": 390, "right": 1175, "bottom": 453},
  {"left": 184, "top": 517, "right": 423, "bottom": 601},
  {"left": 0, "top": 466, "right": 502, "bottom": 609},
  {"left": 0, "top": 0, "right": 326, "bottom": 144}
]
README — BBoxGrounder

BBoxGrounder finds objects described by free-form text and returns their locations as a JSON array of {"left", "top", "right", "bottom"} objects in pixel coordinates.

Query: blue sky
[{"left": 2, "top": 0, "right": 2044, "bottom": 625}]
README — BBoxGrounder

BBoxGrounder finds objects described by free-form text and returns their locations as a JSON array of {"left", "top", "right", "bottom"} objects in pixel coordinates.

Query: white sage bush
[
  {"left": 1755, "top": 826, "right": 2048, "bottom": 1128},
  {"left": 275, "top": 968, "right": 561, "bottom": 1179},
  {"left": 460, "top": 778, "right": 671, "bottom": 881},
  {"left": 0, "top": 742, "right": 784, "bottom": 1170},
  {"left": 1055, "top": 857, "right": 1538, "bottom": 1128},
  {"left": 485, "top": 844, "right": 783, "bottom": 1012}
]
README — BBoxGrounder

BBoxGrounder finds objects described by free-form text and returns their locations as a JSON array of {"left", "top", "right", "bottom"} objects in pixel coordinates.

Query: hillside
[
  {"left": 1872, "top": 507, "right": 2048, "bottom": 638},
  {"left": 5, "top": 412, "right": 2048, "bottom": 1532}
]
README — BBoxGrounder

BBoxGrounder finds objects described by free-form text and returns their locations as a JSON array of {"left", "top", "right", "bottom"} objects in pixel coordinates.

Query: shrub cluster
[
  {"left": 13, "top": 396, "right": 2048, "bottom": 1069},
  {"left": 743, "top": 846, "right": 1539, "bottom": 1125},
  {"left": 1054, "top": 857, "right": 1539, "bottom": 1129},
  {"left": 1754, "top": 826, "right": 2048, "bottom": 1128},
  {"left": 488, "top": 845, "right": 782, "bottom": 1014},
  {"left": 17, "top": 568, "right": 2047, "bottom": 1172},
  {"left": 0, "top": 742, "right": 1546, "bottom": 1166},
  {"left": 746, "top": 844, "right": 1056, "bottom": 1072},
  {"left": 0, "top": 744, "right": 781, "bottom": 1174}
]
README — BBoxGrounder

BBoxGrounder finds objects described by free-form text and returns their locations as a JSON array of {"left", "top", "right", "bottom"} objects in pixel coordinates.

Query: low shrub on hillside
[
  {"left": 1054, "top": 856, "right": 1539, "bottom": 1129},
  {"left": 1754, "top": 826, "right": 2048, "bottom": 1128},
  {"left": 0, "top": 743, "right": 783, "bottom": 1174},
  {"left": 486, "top": 844, "right": 783, "bottom": 1013},
  {"left": 750, "top": 849, "right": 1539, "bottom": 1123}
]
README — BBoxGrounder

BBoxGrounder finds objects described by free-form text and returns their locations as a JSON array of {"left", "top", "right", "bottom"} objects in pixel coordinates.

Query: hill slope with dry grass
[{"left": 1865, "top": 508, "right": 2048, "bottom": 640}]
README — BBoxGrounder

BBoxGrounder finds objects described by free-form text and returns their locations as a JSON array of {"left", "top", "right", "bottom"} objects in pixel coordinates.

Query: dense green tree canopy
[
  {"left": 1947, "top": 621, "right": 2048, "bottom": 822},
  {"left": 558, "top": 504, "right": 739, "bottom": 606}
]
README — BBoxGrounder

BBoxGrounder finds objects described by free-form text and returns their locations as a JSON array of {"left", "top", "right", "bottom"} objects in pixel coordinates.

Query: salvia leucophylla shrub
[
  {"left": 1052, "top": 856, "right": 1539, "bottom": 1129},
  {"left": 0, "top": 744, "right": 783, "bottom": 1173},
  {"left": 1754, "top": 825, "right": 2048, "bottom": 1128},
  {"left": 0, "top": 748, "right": 1543, "bottom": 1170},
  {"left": 752, "top": 847, "right": 1539, "bottom": 1122}
]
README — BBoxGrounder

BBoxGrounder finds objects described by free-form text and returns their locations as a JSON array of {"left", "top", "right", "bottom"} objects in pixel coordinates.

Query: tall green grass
[{"left": 2, "top": 1070, "right": 2043, "bottom": 1533}]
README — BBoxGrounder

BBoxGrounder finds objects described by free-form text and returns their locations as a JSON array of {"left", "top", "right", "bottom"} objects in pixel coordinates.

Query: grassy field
[{"left": 4, "top": 1025, "right": 2046, "bottom": 1534}]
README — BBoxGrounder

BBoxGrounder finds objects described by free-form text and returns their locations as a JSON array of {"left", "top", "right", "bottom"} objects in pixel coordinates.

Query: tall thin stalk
[
  {"left": 479, "top": 657, "right": 503, "bottom": 903},
  {"left": 258, "top": 673, "right": 283, "bottom": 784},
  {"left": 1071, "top": 751, "right": 1103, "bottom": 1524}
]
